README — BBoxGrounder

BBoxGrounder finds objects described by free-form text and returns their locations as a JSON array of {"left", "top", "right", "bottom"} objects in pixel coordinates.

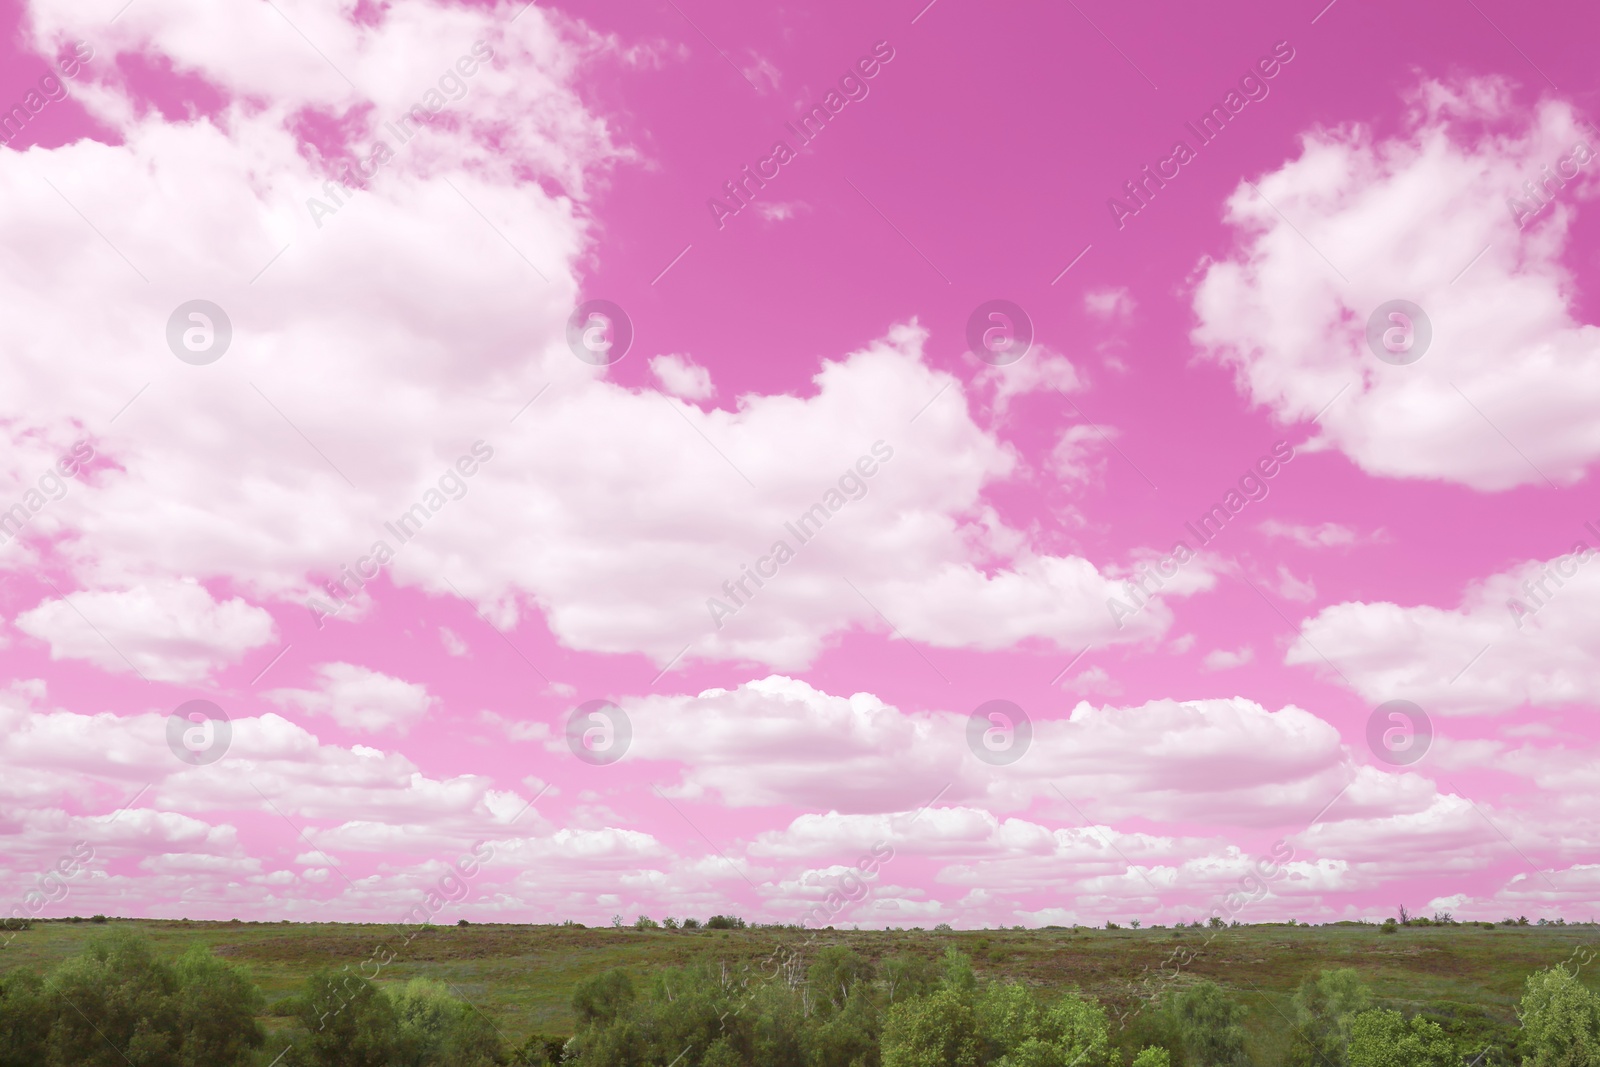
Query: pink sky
[{"left": 2, "top": 0, "right": 1599, "bottom": 931}]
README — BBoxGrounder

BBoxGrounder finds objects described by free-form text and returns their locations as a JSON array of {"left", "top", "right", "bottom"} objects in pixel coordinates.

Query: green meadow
[{"left": 2, "top": 915, "right": 1596, "bottom": 1064}]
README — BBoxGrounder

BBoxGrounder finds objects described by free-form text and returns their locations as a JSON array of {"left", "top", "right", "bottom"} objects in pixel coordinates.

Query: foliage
[
  {"left": 1518, "top": 964, "right": 1600, "bottom": 1067},
  {"left": 1171, "top": 981, "right": 1249, "bottom": 1067},
  {"left": 1347, "top": 1009, "right": 1457, "bottom": 1067},
  {"left": 0, "top": 931, "right": 265, "bottom": 1067},
  {"left": 1286, "top": 968, "right": 1373, "bottom": 1067}
]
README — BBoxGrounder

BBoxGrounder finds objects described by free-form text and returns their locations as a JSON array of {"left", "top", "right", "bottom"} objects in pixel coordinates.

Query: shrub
[
  {"left": 1518, "top": 963, "right": 1600, "bottom": 1067},
  {"left": 934, "top": 922, "right": 954, "bottom": 932},
  {"left": 89, "top": 914, "right": 107, "bottom": 923},
  {"left": 631, "top": 916, "right": 660, "bottom": 931},
  {"left": 705, "top": 915, "right": 745, "bottom": 930},
  {"left": 681, "top": 917, "right": 701, "bottom": 930},
  {"left": 457, "top": 918, "right": 470, "bottom": 926},
  {"left": 45, "top": 932, "right": 265, "bottom": 1066},
  {"left": 1172, "top": 981, "right": 1248, "bottom": 1067},
  {"left": 1348, "top": 1009, "right": 1456, "bottom": 1067},
  {"left": 1381, "top": 919, "right": 1399, "bottom": 934}
]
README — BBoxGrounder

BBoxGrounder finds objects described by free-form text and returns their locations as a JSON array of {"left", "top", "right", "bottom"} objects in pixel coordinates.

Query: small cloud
[
  {"left": 1065, "top": 665, "right": 1118, "bottom": 694},
  {"left": 976, "top": 348, "right": 1083, "bottom": 417},
  {"left": 439, "top": 626, "right": 468, "bottom": 657},
  {"left": 1259, "top": 520, "right": 1384, "bottom": 549},
  {"left": 1202, "top": 646, "right": 1254, "bottom": 671},
  {"left": 480, "top": 709, "right": 554, "bottom": 743},
  {"left": 1169, "top": 633, "right": 1196, "bottom": 654},
  {"left": 740, "top": 53, "right": 781, "bottom": 92},
  {"left": 1271, "top": 564, "right": 1317, "bottom": 602},
  {"left": 1084, "top": 287, "right": 1135, "bottom": 320},
  {"left": 267, "top": 663, "right": 436, "bottom": 734},
  {"left": 1050, "top": 424, "right": 1108, "bottom": 484},
  {"left": 757, "top": 201, "right": 806, "bottom": 222},
  {"left": 650, "top": 353, "right": 715, "bottom": 400}
]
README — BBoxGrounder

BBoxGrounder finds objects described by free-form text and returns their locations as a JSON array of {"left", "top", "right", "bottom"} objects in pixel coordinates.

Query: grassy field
[{"left": 3, "top": 918, "right": 1596, "bottom": 1058}]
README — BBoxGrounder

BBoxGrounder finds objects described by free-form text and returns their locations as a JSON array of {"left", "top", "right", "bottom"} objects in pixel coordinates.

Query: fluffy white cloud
[
  {"left": 0, "top": 3, "right": 1186, "bottom": 674},
  {"left": 1193, "top": 79, "right": 1600, "bottom": 490},
  {"left": 1203, "top": 646, "right": 1254, "bottom": 670},
  {"left": 268, "top": 662, "right": 437, "bottom": 733},
  {"left": 625, "top": 677, "right": 1354, "bottom": 826},
  {"left": 649, "top": 353, "right": 714, "bottom": 399},
  {"left": 13, "top": 579, "right": 276, "bottom": 682},
  {"left": 1288, "top": 543, "right": 1600, "bottom": 713}
]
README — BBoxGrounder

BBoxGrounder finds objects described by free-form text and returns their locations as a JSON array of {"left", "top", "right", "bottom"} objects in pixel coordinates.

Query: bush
[
  {"left": 1287, "top": 968, "right": 1372, "bottom": 1067},
  {"left": 89, "top": 914, "right": 107, "bottom": 923},
  {"left": 705, "top": 915, "right": 745, "bottom": 930},
  {"left": 681, "top": 917, "right": 700, "bottom": 930},
  {"left": 632, "top": 916, "right": 660, "bottom": 931},
  {"left": 1518, "top": 964, "right": 1600, "bottom": 1067},
  {"left": 23, "top": 931, "right": 265, "bottom": 1067},
  {"left": 457, "top": 918, "right": 470, "bottom": 926},
  {"left": 1349, "top": 1009, "right": 1456, "bottom": 1067},
  {"left": 1172, "top": 981, "right": 1248, "bottom": 1067},
  {"left": 1381, "top": 919, "right": 1399, "bottom": 934},
  {"left": 513, "top": 1032, "right": 569, "bottom": 1065}
]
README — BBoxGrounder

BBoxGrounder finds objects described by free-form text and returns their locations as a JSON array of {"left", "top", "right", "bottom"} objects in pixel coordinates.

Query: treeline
[
  {"left": 549, "top": 945, "right": 1587, "bottom": 1067},
  {"left": 1, "top": 932, "right": 1598, "bottom": 1067}
]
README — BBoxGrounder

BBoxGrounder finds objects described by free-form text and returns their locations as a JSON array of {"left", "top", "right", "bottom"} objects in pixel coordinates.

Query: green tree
[
  {"left": 285, "top": 969, "right": 403, "bottom": 1067},
  {"left": 809, "top": 946, "right": 875, "bottom": 1015},
  {"left": 882, "top": 954, "right": 938, "bottom": 1005},
  {"left": 387, "top": 977, "right": 504, "bottom": 1067},
  {"left": 0, "top": 969, "right": 50, "bottom": 1067},
  {"left": 571, "top": 970, "right": 637, "bottom": 1031},
  {"left": 41, "top": 930, "right": 180, "bottom": 1066},
  {"left": 1172, "top": 982, "right": 1248, "bottom": 1067},
  {"left": 882, "top": 987, "right": 979, "bottom": 1067},
  {"left": 1518, "top": 965, "right": 1600, "bottom": 1067},
  {"left": 169, "top": 945, "right": 266, "bottom": 1066},
  {"left": 1287, "top": 969, "right": 1373, "bottom": 1067},
  {"left": 1348, "top": 1009, "right": 1456, "bottom": 1067},
  {"left": 976, "top": 981, "right": 1111, "bottom": 1067},
  {"left": 1133, "top": 1047, "right": 1173, "bottom": 1067}
]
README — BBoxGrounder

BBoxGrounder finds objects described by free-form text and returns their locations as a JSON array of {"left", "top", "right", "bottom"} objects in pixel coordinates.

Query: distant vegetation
[{"left": 0, "top": 916, "right": 1596, "bottom": 1066}]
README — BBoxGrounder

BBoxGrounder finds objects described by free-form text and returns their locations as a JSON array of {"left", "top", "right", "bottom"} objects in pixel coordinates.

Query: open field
[{"left": 4, "top": 918, "right": 1597, "bottom": 1058}]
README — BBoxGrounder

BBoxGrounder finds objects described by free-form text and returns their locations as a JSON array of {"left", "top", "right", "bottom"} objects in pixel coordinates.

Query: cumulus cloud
[
  {"left": 1287, "top": 542, "right": 1600, "bottom": 714},
  {"left": 624, "top": 677, "right": 1353, "bottom": 826},
  {"left": 1192, "top": 78, "right": 1600, "bottom": 490},
  {"left": 14, "top": 579, "right": 276, "bottom": 682},
  {"left": 268, "top": 662, "right": 437, "bottom": 733}
]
